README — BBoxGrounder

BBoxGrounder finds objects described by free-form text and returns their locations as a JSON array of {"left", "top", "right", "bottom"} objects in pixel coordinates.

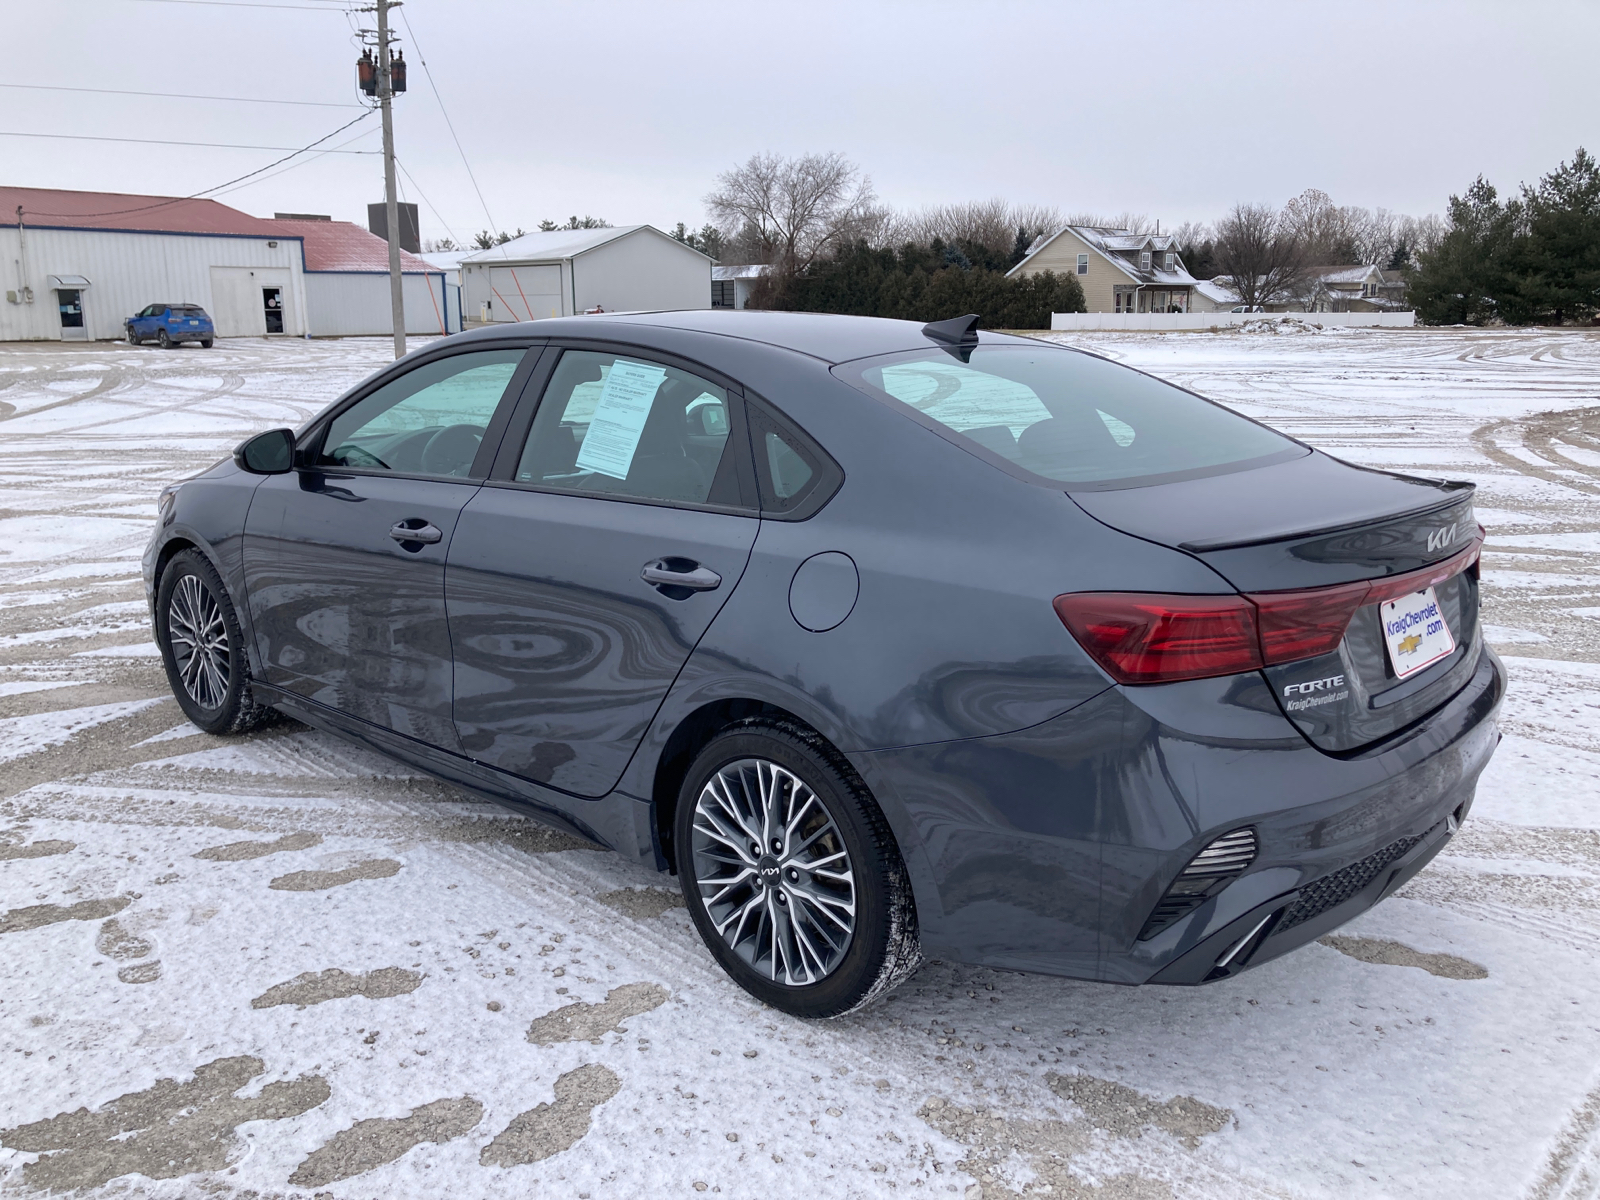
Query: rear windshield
[
  {"left": 836, "top": 344, "right": 1303, "bottom": 489},
  {"left": 173, "top": 305, "right": 208, "bottom": 317}
]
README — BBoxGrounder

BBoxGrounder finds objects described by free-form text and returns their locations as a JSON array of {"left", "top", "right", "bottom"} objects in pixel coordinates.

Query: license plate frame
[{"left": 1380, "top": 585, "right": 1456, "bottom": 679}]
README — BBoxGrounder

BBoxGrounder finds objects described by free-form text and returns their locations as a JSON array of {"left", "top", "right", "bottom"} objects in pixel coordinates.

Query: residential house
[
  {"left": 1293, "top": 264, "right": 1407, "bottom": 312},
  {"left": 1007, "top": 226, "right": 1200, "bottom": 313}
]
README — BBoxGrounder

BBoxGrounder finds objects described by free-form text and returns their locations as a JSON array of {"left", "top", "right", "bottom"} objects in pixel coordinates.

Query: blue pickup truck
[{"left": 126, "top": 303, "right": 214, "bottom": 348}]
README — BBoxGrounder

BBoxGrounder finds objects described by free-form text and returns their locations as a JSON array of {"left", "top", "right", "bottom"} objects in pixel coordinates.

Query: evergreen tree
[
  {"left": 767, "top": 239, "right": 1085, "bottom": 328},
  {"left": 1408, "top": 178, "right": 1519, "bottom": 325},
  {"left": 1520, "top": 147, "right": 1600, "bottom": 324}
]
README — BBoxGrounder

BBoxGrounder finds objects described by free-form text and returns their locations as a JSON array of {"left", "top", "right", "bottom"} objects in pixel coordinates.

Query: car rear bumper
[{"left": 852, "top": 643, "right": 1504, "bottom": 984}]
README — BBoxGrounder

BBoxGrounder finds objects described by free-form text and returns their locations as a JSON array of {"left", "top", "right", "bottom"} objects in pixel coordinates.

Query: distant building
[
  {"left": 1297, "top": 264, "right": 1407, "bottom": 312},
  {"left": 267, "top": 215, "right": 454, "bottom": 336},
  {"left": 0, "top": 186, "right": 450, "bottom": 341},
  {"left": 459, "top": 226, "right": 712, "bottom": 324},
  {"left": 1008, "top": 226, "right": 1200, "bottom": 313},
  {"left": 712, "top": 264, "right": 769, "bottom": 309}
]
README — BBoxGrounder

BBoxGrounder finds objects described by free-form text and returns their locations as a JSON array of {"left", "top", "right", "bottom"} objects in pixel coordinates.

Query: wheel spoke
[
  {"left": 168, "top": 574, "right": 230, "bottom": 710},
  {"left": 690, "top": 754, "right": 857, "bottom": 988}
]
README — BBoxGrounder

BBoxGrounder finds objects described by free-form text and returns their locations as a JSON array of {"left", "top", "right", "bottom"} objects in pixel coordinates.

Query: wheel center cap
[{"left": 755, "top": 855, "right": 783, "bottom": 887}]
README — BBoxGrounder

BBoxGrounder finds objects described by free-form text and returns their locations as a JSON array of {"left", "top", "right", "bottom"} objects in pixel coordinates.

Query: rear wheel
[
  {"left": 157, "top": 329, "right": 173, "bottom": 349},
  {"left": 155, "top": 549, "right": 275, "bottom": 735},
  {"left": 675, "top": 720, "right": 920, "bottom": 1018},
  {"left": 200, "top": 338, "right": 213, "bottom": 349}
]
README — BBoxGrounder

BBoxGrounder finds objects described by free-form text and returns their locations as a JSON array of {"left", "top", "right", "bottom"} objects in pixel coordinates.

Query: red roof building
[{"left": 2, "top": 186, "right": 453, "bottom": 341}]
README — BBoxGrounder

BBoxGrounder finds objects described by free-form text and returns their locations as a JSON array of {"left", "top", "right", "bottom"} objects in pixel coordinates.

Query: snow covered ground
[{"left": 1, "top": 327, "right": 1597, "bottom": 1199}]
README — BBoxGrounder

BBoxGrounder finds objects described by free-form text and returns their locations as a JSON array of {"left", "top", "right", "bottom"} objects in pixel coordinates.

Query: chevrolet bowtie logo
[{"left": 1398, "top": 632, "right": 1423, "bottom": 655}]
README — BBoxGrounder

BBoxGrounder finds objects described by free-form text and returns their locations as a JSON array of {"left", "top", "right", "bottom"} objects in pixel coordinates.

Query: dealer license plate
[{"left": 1380, "top": 586, "right": 1456, "bottom": 679}]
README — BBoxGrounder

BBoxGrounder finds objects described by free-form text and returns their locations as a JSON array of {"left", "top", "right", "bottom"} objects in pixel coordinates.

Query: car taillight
[
  {"left": 1052, "top": 593, "right": 1262, "bottom": 684},
  {"left": 1056, "top": 535, "right": 1484, "bottom": 685},
  {"left": 1247, "top": 580, "right": 1368, "bottom": 664}
]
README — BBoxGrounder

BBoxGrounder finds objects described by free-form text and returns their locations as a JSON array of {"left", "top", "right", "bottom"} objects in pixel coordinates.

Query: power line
[
  {"left": 15, "top": 110, "right": 378, "bottom": 219},
  {"left": 0, "top": 130, "right": 378, "bottom": 153},
  {"left": 0, "top": 82, "right": 363, "bottom": 109},
  {"left": 398, "top": 7, "right": 498, "bottom": 234},
  {"left": 209, "top": 125, "right": 381, "bottom": 197},
  {"left": 395, "top": 157, "right": 463, "bottom": 249}
]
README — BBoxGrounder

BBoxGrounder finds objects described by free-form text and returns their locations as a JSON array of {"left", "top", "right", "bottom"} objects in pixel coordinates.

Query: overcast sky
[{"left": 7, "top": 0, "right": 1596, "bottom": 245}]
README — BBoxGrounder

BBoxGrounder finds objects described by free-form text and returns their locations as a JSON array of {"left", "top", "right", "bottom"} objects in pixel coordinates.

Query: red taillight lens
[
  {"left": 1056, "top": 535, "right": 1484, "bottom": 685},
  {"left": 1052, "top": 593, "right": 1263, "bottom": 684},
  {"left": 1247, "top": 580, "right": 1369, "bottom": 664}
]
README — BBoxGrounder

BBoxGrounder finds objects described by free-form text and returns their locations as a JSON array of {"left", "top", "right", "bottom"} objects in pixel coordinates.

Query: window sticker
[{"left": 574, "top": 359, "right": 666, "bottom": 480}]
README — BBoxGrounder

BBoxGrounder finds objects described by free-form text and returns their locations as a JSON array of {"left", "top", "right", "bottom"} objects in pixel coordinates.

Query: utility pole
[{"left": 376, "top": 0, "right": 405, "bottom": 358}]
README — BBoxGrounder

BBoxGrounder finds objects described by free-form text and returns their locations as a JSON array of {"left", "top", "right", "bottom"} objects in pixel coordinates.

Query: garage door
[{"left": 482, "top": 265, "right": 561, "bottom": 322}]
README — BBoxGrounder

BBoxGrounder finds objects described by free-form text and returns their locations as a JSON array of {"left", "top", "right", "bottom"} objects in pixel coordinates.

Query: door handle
[
  {"left": 641, "top": 558, "right": 721, "bottom": 592},
  {"left": 390, "top": 520, "right": 443, "bottom": 545}
]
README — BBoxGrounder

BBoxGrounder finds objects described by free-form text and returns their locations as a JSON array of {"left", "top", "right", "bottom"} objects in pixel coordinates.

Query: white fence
[{"left": 1050, "top": 311, "right": 1416, "bottom": 332}]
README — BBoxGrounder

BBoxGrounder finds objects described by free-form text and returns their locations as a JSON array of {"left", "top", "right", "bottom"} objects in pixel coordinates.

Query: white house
[
  {"left": 460, "top": 225, "right": 712, "bottom": 324},
  {"left": 0, "top": 186, "right": 448, "bottom": 342}
]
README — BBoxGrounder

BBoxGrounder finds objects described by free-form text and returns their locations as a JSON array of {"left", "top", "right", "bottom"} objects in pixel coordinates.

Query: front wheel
[
  {"left": 127, "top": 329, "right": 140, "bottom": 345},
  {"left": 157, "top": 329, "right": 172, "bottom": 349},
  {"left": 155, "top": 549, "right": 276, "bottom": 735},
  {"left": 675, "top": 720, "right": 921, "bottom": 1018}
]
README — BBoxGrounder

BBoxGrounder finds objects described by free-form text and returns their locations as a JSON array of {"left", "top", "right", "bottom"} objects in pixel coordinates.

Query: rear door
[
  {"left": 243, "top": 345, "right": 537, "bottom": 749},
  {"left": 446, "top": 344, "right": 759, "bottom": 795}
]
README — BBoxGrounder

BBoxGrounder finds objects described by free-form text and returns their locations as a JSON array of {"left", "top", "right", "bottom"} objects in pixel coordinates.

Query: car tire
[
  {"left": 200, "top": 338, "right": 213, "bottom": 349},
  {"left": 127, "top": 329, "right": 140, "bottom": 345},
  {"left": 157, "top": 329, "right": 173, "bottom": 349},
  {"left": 675, "top": 719, "right": 921, "bottom": 1018},
  {"left": 155, "top": 549, "right": 277, "bottom": 735}
]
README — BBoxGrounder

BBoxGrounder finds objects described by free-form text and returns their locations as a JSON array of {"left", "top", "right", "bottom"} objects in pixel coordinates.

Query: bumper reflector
[{"left": 1138, "top": 827, "right": 1258, "bottom": 941}]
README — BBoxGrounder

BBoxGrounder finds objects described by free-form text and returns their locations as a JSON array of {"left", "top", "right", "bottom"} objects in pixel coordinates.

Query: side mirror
[{"left": 234, "top": 428, "right": 296, "bottom": 474}]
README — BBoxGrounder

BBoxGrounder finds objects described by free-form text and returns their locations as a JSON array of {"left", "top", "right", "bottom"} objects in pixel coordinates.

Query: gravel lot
[{"left": 2, "top": 326, "right": 1598, "bottom": 1199}]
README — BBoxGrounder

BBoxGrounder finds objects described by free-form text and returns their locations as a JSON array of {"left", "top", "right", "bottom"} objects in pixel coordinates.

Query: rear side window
[
  {"left": 836, "top": 345, "right": 1302, "bottom": 489},
  {"left": 746, "top": 400, "right": 839, "bottom": 518},
  {"left": 318, "top": 348, "right": 526, "bottom": 477},
  {"left": 514, "top": 350, "right": 741, "bottom": 507}
]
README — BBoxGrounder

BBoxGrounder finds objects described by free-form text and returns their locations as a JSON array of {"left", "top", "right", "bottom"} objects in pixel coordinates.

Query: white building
[
  {"left": 1, "top": 187, "right": 449, "bottom": 341},
  {"left": 460, "top": 226, "right": 711, "bottom": 324},
  {"left": 712, "top": 264, "right": 769, "bottom": 310},
  {"left": 268, "top": 216, "right": 455, "bottom": 337}
]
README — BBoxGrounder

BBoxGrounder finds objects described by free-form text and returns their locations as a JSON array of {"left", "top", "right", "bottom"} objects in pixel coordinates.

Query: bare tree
[
  {"left": 1212, "top": 202, "right": 1310, "bottom": 308},
  {"left": 705, "top": 152, "right": 878, "bottom": 270}
]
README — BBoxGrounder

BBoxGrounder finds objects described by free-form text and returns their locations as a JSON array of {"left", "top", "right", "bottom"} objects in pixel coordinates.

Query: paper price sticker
[{"left": 575, "top": 359, "right": 667, "bottom": 480}]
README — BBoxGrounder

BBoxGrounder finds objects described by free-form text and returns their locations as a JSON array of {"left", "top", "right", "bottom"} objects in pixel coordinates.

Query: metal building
[
  {"left": 460, "top": 225, "right": 712, "bottom": 325},
  {"left": 1, "top": 187, "right": 450, "bottom": 341}
]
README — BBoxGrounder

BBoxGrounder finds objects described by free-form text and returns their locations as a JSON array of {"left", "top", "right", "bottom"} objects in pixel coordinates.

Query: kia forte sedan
[{"left": 144, "top": 311, "right": 1503, "bottom": 1018}]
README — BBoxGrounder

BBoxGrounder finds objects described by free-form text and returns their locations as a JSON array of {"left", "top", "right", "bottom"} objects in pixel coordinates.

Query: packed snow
[{"left": 1, "top": 328, "right": 1598, "bottom": 1199}]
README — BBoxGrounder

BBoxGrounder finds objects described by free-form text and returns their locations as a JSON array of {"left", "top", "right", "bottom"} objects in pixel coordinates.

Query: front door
[
  {"left": 57, "top": 289, "right": 86, "bottom": 340},
  {"left": 447, "top": 347, "right": 758, "bottom": 795},
  {"left": 263, "top": 288, "right": 284, "bottom": 334},
  {"left": 243, "top": 346, "right": 532, "bottom": 748}
]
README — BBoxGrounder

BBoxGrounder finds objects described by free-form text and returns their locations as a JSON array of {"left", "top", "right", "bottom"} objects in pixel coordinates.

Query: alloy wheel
[
  {"left": 690, "top": 757, "right": 857, "bottom": 986},
  {"left": 167, "top": 573, "right": 231, "bottom": 709}
]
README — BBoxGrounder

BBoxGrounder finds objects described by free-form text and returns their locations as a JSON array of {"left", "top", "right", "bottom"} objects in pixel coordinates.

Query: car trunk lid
[{"left": 1070, "top": 451, "right": 1481, "bottom": 752}]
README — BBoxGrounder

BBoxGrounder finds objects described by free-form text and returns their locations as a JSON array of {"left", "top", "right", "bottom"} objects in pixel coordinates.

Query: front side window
[
  {"left": 318, "top": 348, "right": 526, "bottom": 477},
  {"left": 514, "top": 350, "right": 738, "bottom": 507},
  {"left": 836, "top": 345, "right": 1303, "bottom": 489}
]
